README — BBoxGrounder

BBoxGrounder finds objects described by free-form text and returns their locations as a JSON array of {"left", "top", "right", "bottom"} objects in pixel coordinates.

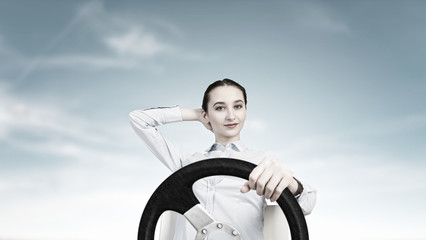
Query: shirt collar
[{"left": 207, "top": 141, "right": 247, "bottom": 152}]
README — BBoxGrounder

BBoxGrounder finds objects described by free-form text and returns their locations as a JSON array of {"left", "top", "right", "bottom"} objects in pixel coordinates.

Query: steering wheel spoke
[{"left": 184, "top": 204, "right": 242, "bottom": 240}]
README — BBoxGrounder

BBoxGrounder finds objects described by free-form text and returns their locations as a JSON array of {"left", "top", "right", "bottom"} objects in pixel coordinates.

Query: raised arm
[{"left": 129, "top": 106, "right": 188, "bottom": 172}]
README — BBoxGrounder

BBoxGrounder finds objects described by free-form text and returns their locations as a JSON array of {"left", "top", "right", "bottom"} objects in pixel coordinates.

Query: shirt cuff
[
  {"left": 166, "top": 106, "right": 183, "bottom": 123},
  {"left": 293, "top": 177, "right": 304, "bottom": 199}
]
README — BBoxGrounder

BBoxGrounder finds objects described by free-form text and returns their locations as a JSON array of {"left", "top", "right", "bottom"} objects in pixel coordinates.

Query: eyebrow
[{"left": 212, "top": 100, "right": 244, "bottom": 107}]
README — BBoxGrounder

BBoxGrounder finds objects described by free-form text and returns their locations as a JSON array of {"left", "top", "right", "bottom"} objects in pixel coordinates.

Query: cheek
[
  {"left": 206, "top": 113, "right": 220, "bottom": 125},
  {"left": 210, "top": 116, "right": 222, "bottom": 126},
  {"left": 237, "top": 111, "right": 247, "bottom": 122}
]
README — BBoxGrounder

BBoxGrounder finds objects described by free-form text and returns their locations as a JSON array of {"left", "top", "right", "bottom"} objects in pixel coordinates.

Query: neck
[{"left": 215, "top": 136, "right": 240, "bottom": 147}]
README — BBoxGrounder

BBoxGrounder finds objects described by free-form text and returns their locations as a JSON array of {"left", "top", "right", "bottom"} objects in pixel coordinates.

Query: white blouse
[{"left": 129, "top": 106, "right": 316, "bottom": 240}]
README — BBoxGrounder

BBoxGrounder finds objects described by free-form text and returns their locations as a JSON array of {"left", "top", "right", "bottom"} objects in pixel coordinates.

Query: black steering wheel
[{"left": 138, "top": 158, "right": 309, "bottom": 240}]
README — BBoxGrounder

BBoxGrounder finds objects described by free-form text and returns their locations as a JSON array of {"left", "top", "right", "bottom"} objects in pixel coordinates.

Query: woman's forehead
[{"left": 209, "top": 86, "right": 244, "bottom": 103}]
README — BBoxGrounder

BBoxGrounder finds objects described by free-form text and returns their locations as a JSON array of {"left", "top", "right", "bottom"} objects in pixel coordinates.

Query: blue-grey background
[{"left": 0, "top": 1, "right": 425, "bottom": 239}]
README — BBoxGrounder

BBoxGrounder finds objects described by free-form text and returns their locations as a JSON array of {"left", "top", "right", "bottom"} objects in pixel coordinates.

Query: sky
[{"left": 0, "top": 0, "right": 425, "bottom": 239}]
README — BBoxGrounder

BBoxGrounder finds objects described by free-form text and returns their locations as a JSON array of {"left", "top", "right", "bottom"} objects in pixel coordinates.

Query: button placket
[{"left": 205, "top": 179, "right": 215, "bottom": 214}]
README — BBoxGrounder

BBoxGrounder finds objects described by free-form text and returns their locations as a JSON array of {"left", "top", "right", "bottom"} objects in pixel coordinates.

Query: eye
[
  {"left": 234, "top": 104, "right": 243, "bottom": 109},
  {"left": 215, "top": 106, "right": 225, "bottom": 111}
]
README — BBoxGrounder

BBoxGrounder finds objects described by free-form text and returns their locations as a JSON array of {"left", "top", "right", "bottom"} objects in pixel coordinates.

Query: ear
[{"left": 202, "top": 109, "right": 209, "bottom": 121}]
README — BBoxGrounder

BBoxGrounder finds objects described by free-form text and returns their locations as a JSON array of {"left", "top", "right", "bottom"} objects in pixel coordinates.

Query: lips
[{"left": 224, "top": 123, "right": 238, "bottom": 128}]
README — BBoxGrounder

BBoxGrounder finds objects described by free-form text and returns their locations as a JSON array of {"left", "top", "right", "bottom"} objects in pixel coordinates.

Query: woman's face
[{"left": 203, "top": 85, "right": 247, "bottom": 145}]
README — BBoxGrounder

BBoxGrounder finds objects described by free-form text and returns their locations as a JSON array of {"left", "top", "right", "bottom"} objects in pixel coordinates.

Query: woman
[{"left": 129, "top": 79, "right": 316, "bottom": 240}]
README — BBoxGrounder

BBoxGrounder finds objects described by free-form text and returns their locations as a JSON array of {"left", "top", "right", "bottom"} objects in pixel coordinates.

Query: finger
[
  {"left": 248, "top": 162, "right": 267, "bottom": 190},
  {"left": 263, "top": 174, "right": 282, "bottom": 200},
  {"left": 270, "top": 176, "right": 292, "bottom": 202},
  {"left": 255, "top": 168, "right": 274, "bottom": 196},
  {"left": 240, "top": 181, "right": 250, "bottom": 193}
]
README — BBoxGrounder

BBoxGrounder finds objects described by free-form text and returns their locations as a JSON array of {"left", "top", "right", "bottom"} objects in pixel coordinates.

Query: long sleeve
[
  {"left": 296, "top": 183, "right": 317, "bottom": 215},
  {"left": 129, "top": 106, "right": 189, "bottom": 172}
]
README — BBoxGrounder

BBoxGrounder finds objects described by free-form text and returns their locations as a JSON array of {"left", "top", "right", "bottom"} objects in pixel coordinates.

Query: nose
[{"left": 226, "top": 108, "right": 235, "bottom": 120}]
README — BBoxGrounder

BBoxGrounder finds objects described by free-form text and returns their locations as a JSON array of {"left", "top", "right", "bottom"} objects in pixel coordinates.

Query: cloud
[
  {"left": 0, "top": 86, "right": 104, "bottom": 143},
  {"left": 0, "top": 85, "right": 149, "bottom": 178},
  {"left": 76, "top": 0, "right": 206, "bottom": 61},
  {"left": 0, "top": 86, "right": 166, "bottom": 240},
  {"left": 105, "top": 28, "right": 172, "bottom": 57},
  {"left": 0, "top": 187, "right": 148, "bottom": 240},
  {"left": 6, "top": 0, "right": 208, "bottom": 81},
  {"left": 76, "top": 0, "right": 163, "bottom": 57},
  {"left": 37, "top": 54, "right": 156, "bottom": 69}
]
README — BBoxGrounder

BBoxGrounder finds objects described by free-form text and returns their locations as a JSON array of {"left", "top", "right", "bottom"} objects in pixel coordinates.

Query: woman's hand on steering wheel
[{"left": 240, "top": 158, "right": 299, "bottom": 202}]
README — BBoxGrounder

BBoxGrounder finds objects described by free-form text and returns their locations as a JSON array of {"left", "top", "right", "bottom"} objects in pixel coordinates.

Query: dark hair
[{"left": 202, "top": 78, "right": 247, "bottom": 112}]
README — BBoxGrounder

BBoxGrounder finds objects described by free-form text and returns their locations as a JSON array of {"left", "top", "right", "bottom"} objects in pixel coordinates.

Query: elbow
[
  {"left": 129, "top": 110, "right": 142, "bottom": 125},
  {"left": 128, "top": 110, "right": 141, "bottom": 128},
  {"left": 301, "top": 202, "right": 315, "bottom": 216},
  {"left": 129, "top": 110, "right": 138, "bottom": 121},
  {"left": 128, "top": 110, "right": 152, "bottom": 130},
  {"left": 298, "top": 188, "right": 317, "bottom": 216}
]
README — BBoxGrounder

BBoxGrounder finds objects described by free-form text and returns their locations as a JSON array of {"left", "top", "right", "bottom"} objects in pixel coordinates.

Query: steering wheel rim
[{"left": 138, "top": 158, "right": 309, "bottom": 240}]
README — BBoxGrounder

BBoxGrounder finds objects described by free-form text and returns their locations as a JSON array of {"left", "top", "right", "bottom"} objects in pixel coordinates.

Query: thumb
[{"left": 240, "top": 181, "right": 251, "bottom": 193}]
